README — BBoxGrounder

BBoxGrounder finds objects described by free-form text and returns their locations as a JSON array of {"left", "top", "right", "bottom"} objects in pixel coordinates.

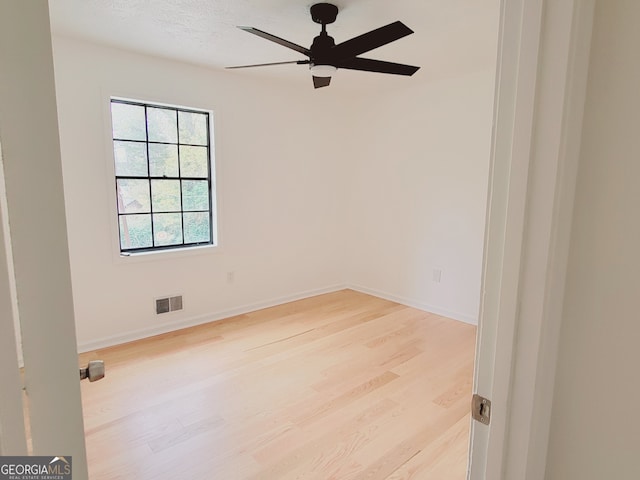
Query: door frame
[
  {"left": 470, "top": 0, "right": 595, "bottom": 478},
  {"left": 0, "top": 1, "right": 89, "bottom": 478},
  {"left": 0, "top": 143, "right": 27, "bottom": 456}
]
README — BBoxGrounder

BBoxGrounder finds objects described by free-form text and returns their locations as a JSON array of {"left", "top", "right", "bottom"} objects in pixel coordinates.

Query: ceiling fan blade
[
  {"left": 313, "top": 76, "right": 331, "bottom": 89},
  {"left": 332, "top": 21, "right": 414, "bottom": 60},
  {"left": 226, "top": 60, "right": 310, "bottom": 69},
  {"left": 337, "top": 57, "right": 420, "bottom": 76},
  {"left": 238, "top": 26, "right": 311, "bottom": 56}
]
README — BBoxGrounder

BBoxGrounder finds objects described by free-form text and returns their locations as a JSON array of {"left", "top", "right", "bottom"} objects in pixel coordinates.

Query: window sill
[{"left": 114, "top": 243, "right": 220, "bottom": 264}]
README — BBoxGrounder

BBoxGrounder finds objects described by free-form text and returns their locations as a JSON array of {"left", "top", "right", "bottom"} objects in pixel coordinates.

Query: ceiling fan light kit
[
  {"left": 227, "top": 3, "right": 420, "bottom": 89},
  {"left": 309, "top": 64, "right": 337, "bottom": 78}
]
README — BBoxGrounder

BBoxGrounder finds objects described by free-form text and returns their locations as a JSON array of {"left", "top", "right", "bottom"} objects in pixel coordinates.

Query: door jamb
[
  {"left": 0, "top": 143, "right": 27, "bottom": 455},
  {"left": 470, "top": 0, "right": 595, "bottom": 478}
]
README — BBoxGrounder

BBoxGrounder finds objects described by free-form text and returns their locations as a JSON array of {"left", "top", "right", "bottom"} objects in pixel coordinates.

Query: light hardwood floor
[{"left": 78, "top": 289, "right": 476, "bottom": 479}]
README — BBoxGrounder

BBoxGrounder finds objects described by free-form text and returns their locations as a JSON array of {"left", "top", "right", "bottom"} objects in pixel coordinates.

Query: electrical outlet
[{"left": 433, "top": 268, "right": 442, "bottom": 283}]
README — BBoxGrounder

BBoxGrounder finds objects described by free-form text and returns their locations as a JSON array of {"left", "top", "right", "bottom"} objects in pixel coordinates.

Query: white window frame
[{"left": 106, "top": 96, "right": 220, "bottom": 260}]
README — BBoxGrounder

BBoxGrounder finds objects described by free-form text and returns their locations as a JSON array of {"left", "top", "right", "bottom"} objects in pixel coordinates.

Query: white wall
[
  {"left": 344, "top": 69, "right": 496, "bottom": 324},
  {"left": 52, "top": 37, "right": 347, "bottom": 350},
  {"left": 545, "top": 1, "right": 640, "bottom": 478},
  {"left": 52, "top": 33, "right": 496, "bottom": 349}
]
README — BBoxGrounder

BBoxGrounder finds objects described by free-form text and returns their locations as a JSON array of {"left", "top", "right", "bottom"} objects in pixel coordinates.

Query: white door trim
[
  {"left": 470, "top": 0, "right": 545, "bottom": 475},
  {"left": 0, "top": 143, "right": 27, "bottom": 456},
  {"left": 0, "top": 2, "right": 89, "bottom": 477},
  {"left": 502, "top": 1, "right": 595, "bottom": 478},
  {"left": 470, "top": 0, "right": 595, "bottom": 478}
]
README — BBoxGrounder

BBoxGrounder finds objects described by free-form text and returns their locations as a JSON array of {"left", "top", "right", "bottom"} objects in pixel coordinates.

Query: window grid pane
[
  {"left": 111, "top": 99, "right": 214, "bottom": 253},
  {"left": 119, "top": 214, "right": 152, "bottom": 249}
]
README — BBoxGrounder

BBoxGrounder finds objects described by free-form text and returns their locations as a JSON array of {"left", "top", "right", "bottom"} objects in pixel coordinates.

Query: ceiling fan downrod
[{"left": 310, "top": 3, "right": 338, "bottom": 67}]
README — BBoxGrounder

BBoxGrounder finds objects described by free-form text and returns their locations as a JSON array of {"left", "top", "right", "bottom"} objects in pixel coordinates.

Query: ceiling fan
[{"left": 227, "top": 3, "right": 420, "bottom": 89}]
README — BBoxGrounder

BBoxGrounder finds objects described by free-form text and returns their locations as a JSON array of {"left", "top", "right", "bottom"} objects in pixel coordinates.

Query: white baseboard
[
  {"left": 77, "top": 284, "right": 347, "bottom": 353},
  {"left": 77, "top": 283, "right": 477, "bottom": 353},
  {"left": 346, "top": 284, "right": 478, "bottom": 326}
]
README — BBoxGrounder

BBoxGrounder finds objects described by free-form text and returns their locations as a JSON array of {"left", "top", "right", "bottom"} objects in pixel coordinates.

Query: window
[{"left": 109, "top": 99, "right": 216, "bottom": 253}]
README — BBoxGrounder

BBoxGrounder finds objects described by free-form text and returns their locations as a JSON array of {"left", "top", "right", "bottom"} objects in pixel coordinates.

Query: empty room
[
  {"left": 5, "top": 1, "right": 640, "bottom": 479},
  {"left": 0, "top": 0, "right": 502, "bottom": 478}
]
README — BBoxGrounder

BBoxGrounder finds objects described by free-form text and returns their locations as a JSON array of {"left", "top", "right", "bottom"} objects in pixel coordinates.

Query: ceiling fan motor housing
[{"left": 311, "top": 32, "right": 336, "bottom": 67}]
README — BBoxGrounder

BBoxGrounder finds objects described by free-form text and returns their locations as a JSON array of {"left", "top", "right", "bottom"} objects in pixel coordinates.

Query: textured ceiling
[{"left": 48, "top": 0, "right": 499, "bottom": 91}]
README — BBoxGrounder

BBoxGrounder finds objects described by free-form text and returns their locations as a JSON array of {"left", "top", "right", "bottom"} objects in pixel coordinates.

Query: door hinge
[{"left": 472, "top": 394, "right": 491, "bottom": 425}]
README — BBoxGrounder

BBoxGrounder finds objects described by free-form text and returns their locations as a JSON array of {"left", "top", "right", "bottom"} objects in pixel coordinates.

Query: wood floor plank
[
  {"left": 75, "top": 289, "right": 476, "bottom": 479},
  {"left": 385, "top": 414, "right": 471, "bottom": 480}
]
